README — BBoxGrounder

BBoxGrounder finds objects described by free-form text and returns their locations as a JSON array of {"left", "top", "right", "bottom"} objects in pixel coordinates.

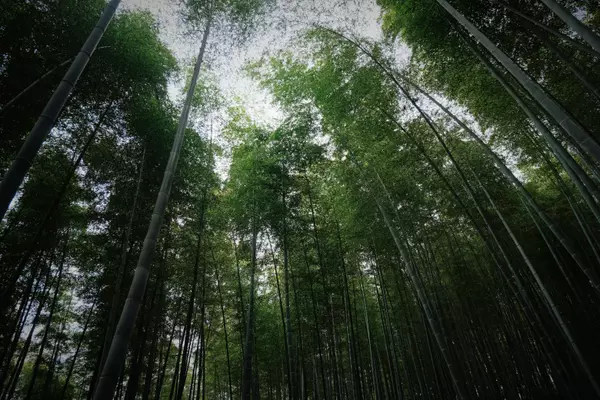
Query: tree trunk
[
  {"left": 188, "top": 334, "right": 200, "bottom": 400},
  {"left": 61, "top": 299, "right": 97, "bottom": 398},
  {"left": 395, "top": 48, "right": 600, "bottom": 292},
  {"left": 92, "top": 10, "right": 213, "bottom": 400},
  {"left": 200, "top": 319, "right": 209, "bottom": 400},
  {"left": 142, "top": 240, "right": 170, "bottom": 400},
  {"left": 291, "top": 264, "right": 306, "bottom": 400},
  {"left": 232, "top": 235, "right": 247, "bottom": 352},
  {"left": 281, "top": 176, "right": 295, "bottom": 400},
  {"left": 0, "top": 101, "right": 112, "bottom": 320},
  {"left": 267, "top": 234, "right": 292, "bottom": 400},
  {"left": 300, "top": 240, "right": 326, "bottom": 400},
  {"left": 359, "top": 274, "right": 383, "bottom": 400},
  {"left": 168, "top": 325, "right": 185, "bottom": 400},
  {"left": 24, "top": 236, "right": 68, "bottom": 400},
  {"left": 242, "top": 224, "right": 258, "bottom": 400},
  {"left": 459, "top": 35, "right": 600, "bottom": 290},
  {"left": 493, "top": 1, "right": 600, "bottom": 59},
  {"left": 0, "top": 46, "right": 111, "bottom": 115},
  {"left": 1, "top": 263, "right": 55, "bottom": 400},
  {"left": 176, "top": 200, "right": 206, "bottom": 400},
  {"left": 155, "top": 298, "right": 182, "bottom": 400},
  {"left": 436, "top": 0, "right": 600, "bottom": 164},
  {"left": 97, "top": 144, "right": 146, "bottom": 383},
  {"left": 325, "top": 28, "right": 600, "bottom": 291},
  {"left": 197, "top": 235, "right": 209, "bottom": 400},
  {"left": 124, "top": 281, "right": 155, "bottom": 400},
  {"left": 461, "top": 31, "right": 600, "bottom": 213},
  {"left": 540, "top": 0, "right": 600, "bottom": 53},
  {"left": 367, "top": 170, "right": 467, "bottom": 399},
  {"left": 337, "top": 231, "right": 363, "bottom": 400},
  {"left": 0, "top": 252, "right": 44, "bottom": 377},
  {"left": 305, "top": 176, "right": 334, "bottom": 400},
  {"left": 214, "top": 251, "right": 234, "bottom": 400},
  {"left": 194, "top": 324, "right": 203, "bottom": 400},
  {"left": 373, "top": 248, "right": 404, "bottom": 400},
  {"left": 42, "top": 291, "right": 72, "bottom": 394},
  {"left": 477, "top": 177, "right": 600, "bottom": 396},
  {"left": 536, "top": 28, "right": 600, "bottom": 102},
  {"left": 0, "top": 0, "right": 121, "bottom": 222}
]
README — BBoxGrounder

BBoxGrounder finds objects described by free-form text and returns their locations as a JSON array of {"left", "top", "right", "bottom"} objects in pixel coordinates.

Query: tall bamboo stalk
[
  {"left": 0, "top": 0, "right": 121, "bottom": 222},
  {"left": 92, "top": 11, "right": 213, "bottom": 399}
]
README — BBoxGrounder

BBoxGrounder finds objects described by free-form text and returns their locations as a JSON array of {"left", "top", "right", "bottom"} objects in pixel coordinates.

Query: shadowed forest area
[{"left": 1, "top": 0, "right": 600, "bottom": 399}]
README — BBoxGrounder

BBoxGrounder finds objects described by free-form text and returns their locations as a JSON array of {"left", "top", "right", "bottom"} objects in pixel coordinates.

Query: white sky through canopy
[{"left": 122, "top": 0, "right": 384, "bottom": 126}]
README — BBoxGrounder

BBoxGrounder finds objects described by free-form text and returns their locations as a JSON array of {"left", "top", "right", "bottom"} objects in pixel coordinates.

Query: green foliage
[
  {"left": 183, "top": 0, "right": 273, "bottom": 38},
  {"left": 3, "top": 1, "right": 600, "bottom": 400}
]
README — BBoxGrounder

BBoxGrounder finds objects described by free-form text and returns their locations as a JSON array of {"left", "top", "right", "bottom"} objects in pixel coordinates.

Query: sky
[
  {"left": 116, "top": 0, "right": 391, "bottom": 179},
  {"left": 122, "top": 0, "right": 385, "bottom": 125}
]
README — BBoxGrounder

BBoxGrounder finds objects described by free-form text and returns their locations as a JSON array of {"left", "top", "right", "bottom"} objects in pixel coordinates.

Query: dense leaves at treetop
[{"left": 1, "top": 0, "right": 600, "bottom": 399}]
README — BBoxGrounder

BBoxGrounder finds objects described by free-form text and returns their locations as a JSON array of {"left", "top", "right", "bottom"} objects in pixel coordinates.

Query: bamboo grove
[{"left": 1, "top": 0, "right": 600, "bottom": 399}]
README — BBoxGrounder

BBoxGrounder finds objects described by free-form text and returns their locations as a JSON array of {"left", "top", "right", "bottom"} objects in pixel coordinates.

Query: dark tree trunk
[
  {"left": 242, "top": 224, "right": 258, "bottom": 400},
  {"left": 24, "top": 236, "right": 68, "bottom": 400},
  {"left": 214, "top": 251, "right": 234, "bottom": 400},
  {"left": 92, "top": 10, "right": 213, "bottom": 399},
  {"left": 176, "top": 199, "right": 206, "bottom": 400},
  {"left": 61, "top": 299, "right": 97, "bottom": 398},
  {"left": 98, "top": 144, "right": 147, "bottom": 383}
]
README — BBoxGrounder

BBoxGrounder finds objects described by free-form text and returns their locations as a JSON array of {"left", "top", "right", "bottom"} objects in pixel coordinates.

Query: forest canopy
[{"left": 1, "top": 0, "right": 600, "bottom": 399}]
